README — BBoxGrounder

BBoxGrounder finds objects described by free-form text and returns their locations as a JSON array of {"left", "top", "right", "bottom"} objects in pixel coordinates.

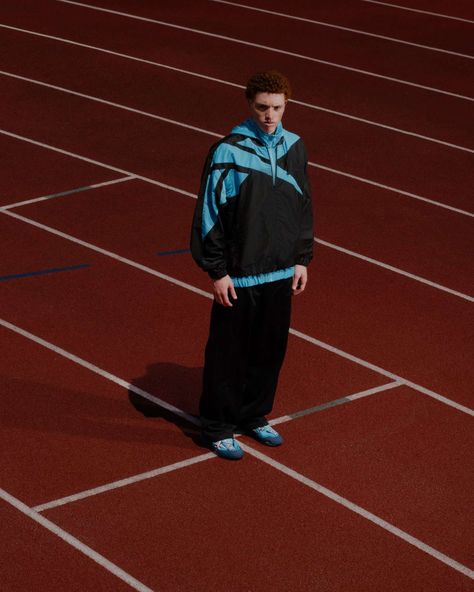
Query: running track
[{"left": 0, "top": 1, "right": 473, "bottom": 590}]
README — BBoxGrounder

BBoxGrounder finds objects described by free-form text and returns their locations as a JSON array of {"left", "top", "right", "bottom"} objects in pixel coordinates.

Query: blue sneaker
[
  {"left": 250, "top": 425, "right": 283, "bottom": 446},
  {"left": 210, "top": 438, "right": 244, "bottom": 460}
]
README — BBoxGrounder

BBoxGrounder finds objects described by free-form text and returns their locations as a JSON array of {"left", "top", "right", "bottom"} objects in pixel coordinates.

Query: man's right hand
[{"left": 213, "top": 275, "right": 237, "bottom": 307}]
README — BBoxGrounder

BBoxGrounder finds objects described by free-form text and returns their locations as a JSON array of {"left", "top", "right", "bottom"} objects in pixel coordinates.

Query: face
[{"left": 248, "top": 92, "right": 287, "bottom": 134}]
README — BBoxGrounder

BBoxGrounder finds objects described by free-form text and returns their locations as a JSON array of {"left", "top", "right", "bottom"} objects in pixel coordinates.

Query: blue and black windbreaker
[{"left": 191, "top": 118, "right": 313, "bottom": 285}]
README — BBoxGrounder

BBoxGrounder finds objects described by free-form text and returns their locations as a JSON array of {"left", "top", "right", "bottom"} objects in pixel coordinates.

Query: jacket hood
[{"left": 231, "top": 118, "right": 283, "bottom": 146}]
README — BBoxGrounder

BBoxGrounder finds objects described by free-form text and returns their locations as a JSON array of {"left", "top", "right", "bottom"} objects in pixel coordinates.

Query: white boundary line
[
  {"left": 1, "top": 64, "right": 472, "bottom": 217},
  {"left": 2, "top": 69, "right": 472, "bottom": 156},
  {"left": 2, "top": 318, "right": 473, "bottom": 581},
  {"left": 33, "top": 453, "right": 214, "bottom": 512},
  {"left": 0, "top": 35, "right": 474, "bottom": 155},
  {"left": 240, "top": 443, "right": 474, "bottom": 580},
  {"left": 270, "top": 380, "right": 402, "bottom": 425},
  {"left": 315, "top": 238, "right": 474, "bottom": 303},
  {"left": 0, "top": 487, "right": 155, "bottom": 592},
  {"left": 314, "top": 164, "right": 474, "bottom": 218},
  {"left": 0, "top": 175, "right": 134, "bottom": 211},
  {"left": 210, "top": 0, "right": 474, "bottom": 59},
  {"left": 53, "top": 0, "right": 474, "bottom": 102},
  {"left": 1, "top": 126, "right": 472, "bottom": 298},
  {"left": 360, "top": 0, "right": 474, "bottom": 24},
  {"left": 0, "top": 128, "right": 196, "bottom": 198},
  {"left": 288, "top": 328, "right": 474, "bottom": 417},
  {"left": 1, "top": 210, "right": 472, "bottom": 418},
  {"left": 1, "top": 129, "right": 472, "bottom": 300}
]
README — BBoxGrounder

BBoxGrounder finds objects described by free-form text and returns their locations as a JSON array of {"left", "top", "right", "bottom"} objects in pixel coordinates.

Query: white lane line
[
  {"left": 0, "top": 316, "right": 202, "bottom": 424},
  {"left": 0, "top": 70, "right": 221, "bottom": 139},
  {"left": 2, "top": 69, "right": 472, "bottom": 156},
  {"left": 0, "top": 488, "right": 156, "bottom": 592},
  {"left": 2, "top": 128, "right": 472, "bottom": 298},
  {"left": 1, "top": 28, "right": 472, "bottom": 155},
  {"left": 346, "top": 381, "right": 402, "bottom": 400},
  {"left": 33, "top": 452, "right": 213, "bottom": 512},
  {"left": 240, "top": 444, "right": 474, "bottom": 580},
  {"left": 1, "top": 211, "right": 472, "bottom": 418},
  {"left": 1, "top": 69, "right": 472, "bottom": 219},
  {"left": 2, "top": 99, "right": 472, "bottom": 221},
  {"left": 315, "top": 238, "right": 474, "bottom": 303},
  {"left": 0, "top": 128, "right": 195, "bottom": 198},
  {"left": 313, "top": 164, "right": 474, "bottom": 218},
  {"left": 0, "top": 175, "right": 134, "bottom": 211},
  {"left": 289, "top": 328, "right": 474, "bottom": 417},
  {"left": 360, "top": 0, "right": 474, "bottom": 24},
  {"left": 1, "top": 316, "right": 472, "bottom": 579},
  {"left": 210, "top": 0, "right": 474, "bottom": 59},
  {"left": 270, "top": 381, "right": 402, "bottom": 425},
  {"left": 54, "top": 0, "right": 474, "bottom": 101}
]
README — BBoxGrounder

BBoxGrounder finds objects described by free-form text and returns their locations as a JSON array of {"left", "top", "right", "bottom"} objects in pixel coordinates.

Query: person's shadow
[{"left": 128, "top": 362, "right": 206, "bottom": 448}]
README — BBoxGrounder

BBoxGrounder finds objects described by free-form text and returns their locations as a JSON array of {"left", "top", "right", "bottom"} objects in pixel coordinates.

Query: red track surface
[{"left": 1, "top": 1, "right": 473, "bottom": 590}]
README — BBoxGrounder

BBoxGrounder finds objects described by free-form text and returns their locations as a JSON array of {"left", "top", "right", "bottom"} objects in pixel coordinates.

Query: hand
[
  {"left": 213, "top": 275, "right": 237, "bottom": 307},
  {"left": 292, "top": 264, "right": 308, "bottom": 295}
]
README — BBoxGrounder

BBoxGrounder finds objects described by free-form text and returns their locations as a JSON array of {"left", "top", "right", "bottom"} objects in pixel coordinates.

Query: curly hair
[{"left": 245, "top": 70, "right": 292, "bottom": 101}]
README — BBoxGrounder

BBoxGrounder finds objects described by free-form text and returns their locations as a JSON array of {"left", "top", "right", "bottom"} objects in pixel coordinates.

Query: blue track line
[
  {"left": 157, "top": 248, "right": 191, "bottom": 256},
  {"left": 0, "top": 264, "right": 90, "bottom": 282}
]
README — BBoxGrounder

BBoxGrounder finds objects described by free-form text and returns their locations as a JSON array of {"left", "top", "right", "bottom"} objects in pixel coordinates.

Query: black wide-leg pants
[{"left": 199, "top": 277, "right": 293, "bottom": 441}]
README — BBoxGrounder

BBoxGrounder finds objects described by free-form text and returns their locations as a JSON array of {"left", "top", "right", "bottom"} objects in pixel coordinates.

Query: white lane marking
[
  {"left": 33, "top": 452, "right": 213, "bottom": 512},
  {"left": 1, "top": 106, "right": 472, "bottom": 225},
  {"left": 2, "top": 69, "right": 472, "bottom": 156},
  {"left": 346, "top": 381, "right": 402, "bottom": 400},
  {"left": 0, "top": 69, "right": 220, "bottom": 139},
  {"left": 313, "top": 163, "right": 474, "bottom": 218},
  {"left": 1, "top": 66, "right": 472, "bottom": 219},
  {"left": 1, "top": 209, "right": 211, "bottom": 301},
  {"left": 53, "top": 0, "right": 474, "bottom": 101},
  {"left": 0, "top": 488, "right": 156, "bottom": 592},
  {"left": 0, "top": 316, "right": 201, "bottom": 424},
  {"left": 289, "top": 328, "right": 474, "bottom": 417},
  {"left": 240, "top": 444, "right": 474, "bottom": 580},
  {"left": 210, "top": 0, "right": 474, "bottom": 59},
  {"left": 315, "top": 238, "right": 474, "bottom": 303},
  {"left": 270, "top": 381, "right": 402, "bottom": 425},
  {"left": 360, "top": 0, "right": 474, "bottom": 24},
  {"left": 0, "top": 129, "right": 195, "bottom": 198},
  {"left": 1, "top": 27, "right": 472, "bottom": 155},
  {"left": 1, "top": 211, "right": 472, "bottom": 418},
  {"left": 0, "top": 175, "right": 134, "bottom": 211},
  {"left": 2, "top": 128, "right": 472, "bottom": 298},
  {"left": 1, "top": 316, "right": 473, "bottom": 579}
]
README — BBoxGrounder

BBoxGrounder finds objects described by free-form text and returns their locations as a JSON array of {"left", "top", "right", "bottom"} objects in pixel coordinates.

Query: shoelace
[{"left": 215, "top": 438, "right": 238, "bottom": 450}]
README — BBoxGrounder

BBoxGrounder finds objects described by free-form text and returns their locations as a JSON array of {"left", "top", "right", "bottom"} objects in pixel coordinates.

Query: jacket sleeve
[
  {"left": 295, "top": 141, "right": 314, "bottom": 267},
  {"left": 190, "top": 145, "right": 228, "bottom": 280}
]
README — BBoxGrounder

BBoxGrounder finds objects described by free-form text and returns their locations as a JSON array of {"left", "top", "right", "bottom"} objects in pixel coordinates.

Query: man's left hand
[{"left": 292, "top": 264, "right": 308, "bottom": 295}]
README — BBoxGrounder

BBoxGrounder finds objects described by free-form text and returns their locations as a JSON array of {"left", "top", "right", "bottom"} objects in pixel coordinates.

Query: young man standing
[{"left": 191, "top": 71, "right": 313, "bottom": 460}]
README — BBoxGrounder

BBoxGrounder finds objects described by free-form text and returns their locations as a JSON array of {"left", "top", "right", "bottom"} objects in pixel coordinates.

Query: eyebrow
[{"left": 255, "top": 103, "right": 284, "bottom": 108}]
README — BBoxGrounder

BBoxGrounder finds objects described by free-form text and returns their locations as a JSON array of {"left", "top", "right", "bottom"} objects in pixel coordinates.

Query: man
[{"left": 191, "top": 70, "right": 313, "bottom": 460}]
